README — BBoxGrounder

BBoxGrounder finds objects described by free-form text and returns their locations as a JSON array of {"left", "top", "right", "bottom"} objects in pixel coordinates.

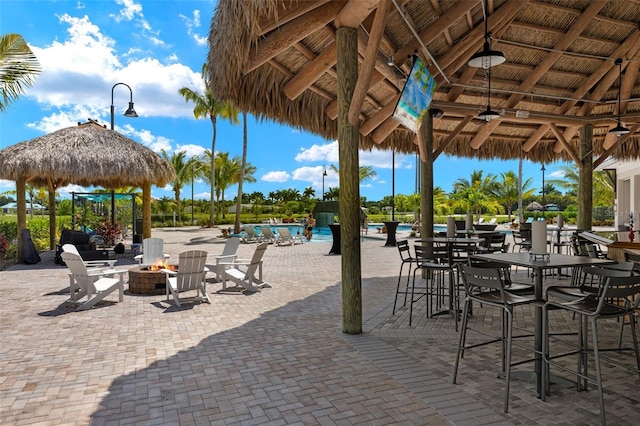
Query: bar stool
[
  {"left": 393, "top": 240, "right": 417, "bottom": 315},
  {"left": 542, "top": 274, "right": 640, "bottom": 425},
  {"left": 412, "top": 244, "right": 456, "bottom": 328}
]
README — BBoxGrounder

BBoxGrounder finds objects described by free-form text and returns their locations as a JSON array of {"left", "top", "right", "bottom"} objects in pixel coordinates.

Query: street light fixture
[
  {"left": 541, "top": 164, "right": 546, "bottom": 210},
  {"left": 322, "top": 165, "right": 327, "bottom": 200},
  {"left": 110, "top": 82, "right": 138, "bottom": 131},
  {"left": 110, "top": 82, "right": 138, "bottom": 228}
]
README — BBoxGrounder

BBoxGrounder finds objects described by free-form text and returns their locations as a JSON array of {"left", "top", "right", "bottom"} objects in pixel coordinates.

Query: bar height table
[{"left": 470, "top": 252, "right": 615, "bottom": 398}]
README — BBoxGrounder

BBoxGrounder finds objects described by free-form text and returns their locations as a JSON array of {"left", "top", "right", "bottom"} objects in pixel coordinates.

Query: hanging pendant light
[
  {"left": 468, "top": 0, "right": 505, "bottom": 68},
  {"left": 478, "top": 67, "right": 500, "bottom": 121},
  {"left": 609, "top": 58, "right": 630, "bottom": 136}
]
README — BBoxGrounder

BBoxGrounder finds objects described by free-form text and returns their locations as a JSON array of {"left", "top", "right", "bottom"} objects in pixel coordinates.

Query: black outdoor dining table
[{"left": 470, "top": 252, "right": 616, "bottom": 398}]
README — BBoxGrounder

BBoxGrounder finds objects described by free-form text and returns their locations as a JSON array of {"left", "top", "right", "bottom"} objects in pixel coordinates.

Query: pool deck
[{"left": 1, "top": 226, "right": 638, "bottom": 425}]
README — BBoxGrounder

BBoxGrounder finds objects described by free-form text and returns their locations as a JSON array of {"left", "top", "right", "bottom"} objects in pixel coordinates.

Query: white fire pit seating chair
[
  {"left": 212, "top": 237, "right": 241, "bottom": 282},
  {"left": 62, "top": 251, "right": 124, "bottom": 310},
  {"left": 134, "top": 237, "right": 170, "bottom": 266},
  {"left": 223, "top": 242, "right": 269, "bottom": 292},
  {"left": 62, "top": 244, "right": 117, "bottom": 270},
  {"left": 164, "top": 250, "right": 210, "bottom": 308}
]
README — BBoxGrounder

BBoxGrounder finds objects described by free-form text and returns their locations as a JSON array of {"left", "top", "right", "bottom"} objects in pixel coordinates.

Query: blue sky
[{"left": 0, "top": 0, "right": 568, "bottom": 202}]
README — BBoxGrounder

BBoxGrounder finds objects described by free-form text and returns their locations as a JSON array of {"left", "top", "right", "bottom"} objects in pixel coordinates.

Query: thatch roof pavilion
[
  {"left": 208, "top": 0, "right": 640, "bottom": 333},
  {"left": 0, "top": 120, "right": 175, "bottom": 262}
]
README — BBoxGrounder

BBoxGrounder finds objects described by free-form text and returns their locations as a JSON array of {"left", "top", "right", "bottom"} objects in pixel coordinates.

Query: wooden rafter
[
  {"left": 257, "top": 1, "right": 331, "bottom": 36},
  {"left": 593, "top": 124, "right": 640, "bottom": 168},
  {"left": 433, "top": 116, "right": 473, "bottom": 159},
  {"left": 244, "top": 1, "right": 346, "bottom": 74},
  {"left": 349, "top": 0, "right": 390, "bottom": 126}
]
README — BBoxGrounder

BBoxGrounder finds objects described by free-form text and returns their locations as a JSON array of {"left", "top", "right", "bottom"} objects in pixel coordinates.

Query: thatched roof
[
  {"left": 0, "top": 120, "right": 175, "bottom": 188},
  {"left": 208, "top": 0, "right": 640, "bottom": 164}
]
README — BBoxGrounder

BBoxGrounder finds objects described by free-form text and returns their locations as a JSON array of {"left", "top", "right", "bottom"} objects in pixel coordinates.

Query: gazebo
[
  {"left": 208, "top": 0, "right": 640, "bottom": 333},
  {"left": 0, "top": 120, "right": 175, "bottom": 262}
]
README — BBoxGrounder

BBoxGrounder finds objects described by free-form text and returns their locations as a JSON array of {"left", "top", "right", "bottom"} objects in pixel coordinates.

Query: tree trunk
[
  {"left": 518, "top": 155, "right": 523, "bottom": 223},
  {"left": 418, "top": 112, "right": 434, "bottom": 242},
  {"left": 337, "top": 26, "right": 362, "bottom": 335},
  {"left": 142, "top": 182, "right": 152, "bottom": 239},
  {"left": 48, "top": 180, "right": 57, "bottom": 249},
  {"left": 209, "top": 116, "right": 217, "bottom": 227},
  {"left": 16, "top": 177, "right": 26, "bottom": 263},
  {"left": 234, "top": 112, "right": 248, "bottom": 234}
]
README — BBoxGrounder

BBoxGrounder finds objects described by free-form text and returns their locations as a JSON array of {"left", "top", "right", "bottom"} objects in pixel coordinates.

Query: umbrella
[
  {"left": 0, "top": 120, "right": 175, "bottom": 261},
  {"left": 526, "top": 201, "right": 544, "bottom": 211}
]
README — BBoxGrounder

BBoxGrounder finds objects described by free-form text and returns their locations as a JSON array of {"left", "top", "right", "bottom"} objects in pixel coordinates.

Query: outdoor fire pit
[{"left": 128, "top": 265, "right": 176, "bottom": 295}]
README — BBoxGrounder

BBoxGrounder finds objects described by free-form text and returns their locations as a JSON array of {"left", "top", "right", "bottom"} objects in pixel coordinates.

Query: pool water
[{"left": 253, "top": 223, "right": 512, "bottom": 243}]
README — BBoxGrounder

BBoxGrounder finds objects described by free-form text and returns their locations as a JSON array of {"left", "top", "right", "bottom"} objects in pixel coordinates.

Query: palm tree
[
  {"left": 493, "top": 171, "right": 535, "bottom": 221},
  {"left": 234, "top": 112, "right": 248, "bottom": 234},
  {"left": 451, "top": 170, "right": 502, "bottom": 221},
  {"left": 328, "top": 164, "right": 377, "bottom": 183},
  {"left": 548, "top": 165, "right": 614, "bottom": 206},
  {"left": 179, "top": 63, "right": 239, "bottom": 227},
  {"left": 0, "top": 34, "right": 41, "bottom": 111},
  {"left": 161, "top": 150, "right": 199, "bottom": 223}
]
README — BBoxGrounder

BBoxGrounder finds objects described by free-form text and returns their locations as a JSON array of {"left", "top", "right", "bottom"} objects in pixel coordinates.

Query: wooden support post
[
  {"left": 337, "top": 26, "right": 362, "bottom": 335},
  {"left": 142, "top": 182, "right": 152, "bottom": 239},
  {"left": 16, "top": 177, "right": 26, "bottom": 263},
  {"left": 418, "top": 113, "right": 434, "bottom": 242},
  {"left": 48, "top": 180, "right": 57, "bottom": 249},
  {"left": 577, "top": 124, "right": 593, "bottom": 230}
]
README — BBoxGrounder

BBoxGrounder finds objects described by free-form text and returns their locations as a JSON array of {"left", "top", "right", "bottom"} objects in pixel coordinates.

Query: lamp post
[
  {"left": 322, "top": 165, "right": 327, "bottom": 200},
  {"left": 540, "top": 164, "right": 546, "bottom": 210},
  {"left": 110, "top": 82, "right": 138, "bottom": 228}
]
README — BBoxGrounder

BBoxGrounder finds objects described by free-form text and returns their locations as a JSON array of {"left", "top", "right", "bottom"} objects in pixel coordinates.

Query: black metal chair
[
  {"left": 393, "top": 240, "right": 417, "bottom": 315},
  {"left": 412, "top": 244, "right": 457, "bottom": 328},
  {"left": 542, "top": 274, "right": 640, "bottom": 425},
  {"left": 453, "top": 265, "right": 542, "bottom": 413}
]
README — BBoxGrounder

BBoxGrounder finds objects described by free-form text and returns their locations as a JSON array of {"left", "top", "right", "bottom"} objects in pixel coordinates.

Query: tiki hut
[
  {"left": 208, "top": 0, "right": 640, "bottom": 333},
  {"left": 0, "top": 120, "right": 175, "bottom": 262}
]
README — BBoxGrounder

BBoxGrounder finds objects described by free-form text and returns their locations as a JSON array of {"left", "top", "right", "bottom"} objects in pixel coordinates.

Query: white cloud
[
  {"left": 295, "top": 140, "right": 337, "bottom": 163},
  {"left": 25, "top": 13, "right": 204, "bottom": 133},
  {"left": 195, "top": 191, "right": 210, "bottom": 200},
  {"left": 180, "top": 10, "right": 207, "bottom": 46},
  {"left": 175, "top": 143, "right": 206, "bottom": 157},
  {"left": 0, "top": 179, "right": 15, "bottom": 190},
  {"left": 292, "top": 166, "right": 338, "bottom": 190},
  {"left": 262, "top": 171, "right": 290, "bottom": 183},
  {"left": 549, "top": 170, "right": 565, "bottom": 178},
  {"left": 111, "top": 0, "right": 142, "bottom": 22}
]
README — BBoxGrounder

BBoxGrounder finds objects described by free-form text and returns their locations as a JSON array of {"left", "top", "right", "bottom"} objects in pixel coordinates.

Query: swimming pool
[{"left": 252, "top": 223, "right": 512, "bottom": 243}]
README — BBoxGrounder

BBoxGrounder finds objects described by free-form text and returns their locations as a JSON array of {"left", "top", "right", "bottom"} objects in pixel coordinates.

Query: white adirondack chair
[
  {"left": 164, "top": 250, "right": 210, "bottom": 307},
  {"left": 211, "top": 237, "right": 241, "bottom": 282},
  {"left": 62, "top": 244, "right": 117, "bottom": 270},
  {"left": 223, "top": 242, "right": 269, "bottom": 292},
  {"left": 62, "top": 252, "right": 124, "bottom": 310},
  {"left": 134, "top": 237, "right": 170, "bottom": 266}
]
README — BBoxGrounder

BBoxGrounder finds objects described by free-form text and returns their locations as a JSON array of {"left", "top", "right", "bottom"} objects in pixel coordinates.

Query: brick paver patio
[{"left": 1, "top": 227, "right": 638, "bottom": 425}]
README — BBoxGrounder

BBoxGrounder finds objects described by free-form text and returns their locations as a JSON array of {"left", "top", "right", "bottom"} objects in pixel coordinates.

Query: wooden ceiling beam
[
  {"left": 284, "top": 42, "right": 337, "bottom": 100},
  {"left": 372, "top": 116, "right": 400, "bottom": 144},
  {"left": 433, "top": 116, "right": 473, "bottom": 159},
  {"left": 349, "top": 0, "right": 391, "bottom": 126},
  {"left": 438, "top": 0, "right": 524, "bottom": 77},
  {"left": 594, "top": 124, "right": 640, "bottom": 169},
  {"left": 549, "top": 124, "right": 581, "bottom": 166},
  {"left": 335, "top": 0, "right": 378, "bottom": 28},
  {"left": 258, "top": 1, "right": 331, "bottom": 35},
  {"left": 393, "top": 0, "right": 478, "bottom": 66},
  {"left": 526, "top": 30, "right": 640, "bottom": 151},
  {"left": 244, "top": 1, "right": 346, "bottom": 74},
  {"left": 551, "top": 37, "right": 640, "bottom": 153},
  {"left": 267, "top": 59, "right": 333, "bottom": 101},
  {"left": 469, "top": 1, "right": 606, "bottom": 149},
  {"left": 360, "top": 94, "right": 400, "bottom": 136}
]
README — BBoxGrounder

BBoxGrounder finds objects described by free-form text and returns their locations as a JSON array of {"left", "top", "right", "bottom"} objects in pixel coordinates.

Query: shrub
[{"left": 0, "top": 234, "right": 9, "bottom": 259}]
